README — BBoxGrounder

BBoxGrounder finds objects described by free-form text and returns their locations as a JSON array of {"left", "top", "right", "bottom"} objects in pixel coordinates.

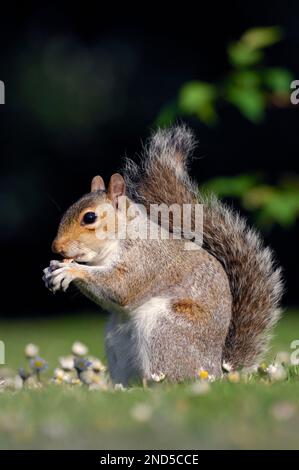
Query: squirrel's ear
[
  {"left": 91, "top": 175, "right": 105, "bottom": 192},
  {"left": 108, "top": 173, "right": 126, "bottom": 208}
]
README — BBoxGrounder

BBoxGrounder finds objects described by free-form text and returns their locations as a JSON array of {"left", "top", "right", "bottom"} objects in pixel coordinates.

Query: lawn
[{"left": 0, "top": 310, "right": 299, "bottom": 450}]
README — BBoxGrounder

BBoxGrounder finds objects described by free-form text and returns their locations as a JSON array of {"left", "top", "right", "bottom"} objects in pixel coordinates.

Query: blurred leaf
[
  {"left": 256, "top": 191, "right": 299, "bottom": 227},
  {"left": 231, "top": 70, "right": 261, "bottom": 88},
  {"left": 241, "top": 27, "right": 283, "bottom": 49},
  {"left": 194, "top": 102, "right": 218, "bottom": 124},
  {"left": 203, "top": 174, "right": 299, "bottom": 228},
  {"left": 264, "top": 68, "right": 294, "bottom": 92},
  {"left": 155, "top": 102, "right": 177, "bottom": 127},
  {"left": 226, "top": 86, "right": 266, "bottom": 122},
  {"left": 179, "top": 81, "right": 216, "bottom": 110},
  {"left": 203, "top": 174, "right": 259, "bottom": 198},
  {"left": 178, "top": 81, "right": 217, "bottom": 124},
  {"left": 228, "top": 42, "right": 263, "bottom": 67},
  {"left": 243, "top": 185, "right": 277, "bottom": 209}
]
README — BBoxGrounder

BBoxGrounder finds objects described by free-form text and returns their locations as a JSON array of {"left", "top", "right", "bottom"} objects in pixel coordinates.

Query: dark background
[{"left": 0, "top": 2, "right": 298, "bottom": 317}]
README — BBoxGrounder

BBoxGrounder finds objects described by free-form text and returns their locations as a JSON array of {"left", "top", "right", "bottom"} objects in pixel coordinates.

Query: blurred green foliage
[
  {"left": 203, "top": 174, "right": 299, "bottom": 228},
  {"left": 156, "top": 26, "right": 293, "bottom": 126},
  {"left": 156, "top": 26, "right": 298, "bottom": 229},
  {"left": 179, "top": 82, "right": 217, "bottom": 123}
]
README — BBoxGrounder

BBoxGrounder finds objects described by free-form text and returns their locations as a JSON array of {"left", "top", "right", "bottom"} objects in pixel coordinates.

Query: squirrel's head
[{"left": 51, "top": 174, "right": 126, "bottom": 264}]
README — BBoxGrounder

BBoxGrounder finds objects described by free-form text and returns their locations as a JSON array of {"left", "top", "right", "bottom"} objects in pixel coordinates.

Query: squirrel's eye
[{"left": 83, "top": 211, "right": 97, "bottom": 225}]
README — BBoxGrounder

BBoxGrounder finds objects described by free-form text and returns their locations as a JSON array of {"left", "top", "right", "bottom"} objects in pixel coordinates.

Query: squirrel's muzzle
[{"left": 52, "top": 238, "right": 65, "bottom": 255}]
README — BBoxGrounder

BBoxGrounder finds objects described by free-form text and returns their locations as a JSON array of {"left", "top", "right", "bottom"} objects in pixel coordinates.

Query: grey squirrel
[{"left": 43, "top": 126, "right": 283, "bottom": 384}]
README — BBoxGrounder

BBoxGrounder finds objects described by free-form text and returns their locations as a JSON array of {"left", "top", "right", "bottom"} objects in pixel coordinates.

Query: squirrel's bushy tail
[{"left": 124, "top": 125, "right": 283, "bottom": 369}]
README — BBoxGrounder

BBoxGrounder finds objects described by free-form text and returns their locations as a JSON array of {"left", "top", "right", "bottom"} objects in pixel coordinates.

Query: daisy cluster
[
  {"left": 0, "top": 341, "right": 109, "bottom": 392},
  {"left": 0, "top": 346, "right": 298, "bottom": 394},
  {"left": 189, "top": 354, "right": 298, "bottom": 396}
]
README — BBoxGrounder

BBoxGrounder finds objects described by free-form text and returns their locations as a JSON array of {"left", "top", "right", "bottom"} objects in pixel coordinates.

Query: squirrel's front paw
[{"left": 42, "top": 260, "right": 84, "bottom": 293}]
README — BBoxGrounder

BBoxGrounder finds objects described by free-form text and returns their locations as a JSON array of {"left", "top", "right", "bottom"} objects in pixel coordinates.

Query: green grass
[{"left": 1, "top": 311, "right": 299, "bottom": 450}]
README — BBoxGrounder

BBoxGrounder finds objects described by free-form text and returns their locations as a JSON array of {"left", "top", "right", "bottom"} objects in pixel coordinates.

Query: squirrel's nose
[{"left": 52, "top": 238, "right": 65, "bottom": 255}]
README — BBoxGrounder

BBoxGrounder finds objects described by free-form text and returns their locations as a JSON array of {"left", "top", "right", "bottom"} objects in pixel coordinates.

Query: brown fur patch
[
  {"left": 172, "top": 299, "right": 206, "bottom": 321},
  {"left": 116, "top": 263, "right": 129, "bottom": 275}
]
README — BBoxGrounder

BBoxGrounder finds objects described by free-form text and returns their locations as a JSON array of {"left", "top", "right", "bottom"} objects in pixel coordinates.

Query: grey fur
[
  {"left": 43, "top": 125, "right": 283, "bottom": 385},
  {"left": 123, "top": 125, "right": 284, "bottom": 369}
]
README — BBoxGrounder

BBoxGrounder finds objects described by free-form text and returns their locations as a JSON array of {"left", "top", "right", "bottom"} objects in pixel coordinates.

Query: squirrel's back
[{"left": 124, "top": 125, "right": 283, "bottom": 369}]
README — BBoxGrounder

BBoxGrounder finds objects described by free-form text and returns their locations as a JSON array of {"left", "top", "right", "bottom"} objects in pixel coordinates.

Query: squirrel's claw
[
  {"left": 42, "top": 261, "right": 83, "bottom": 293},
  {"left": 49, "top": 260, "right": 64, "bottom": 270},
  {"left": 42, "top": 267, "right": 56, "bottom": 293}
]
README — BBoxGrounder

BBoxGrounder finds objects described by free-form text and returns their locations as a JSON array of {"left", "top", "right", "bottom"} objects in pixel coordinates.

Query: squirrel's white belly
[{"left": 105, "top": 296, "right": 170, "bottom": 385}]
